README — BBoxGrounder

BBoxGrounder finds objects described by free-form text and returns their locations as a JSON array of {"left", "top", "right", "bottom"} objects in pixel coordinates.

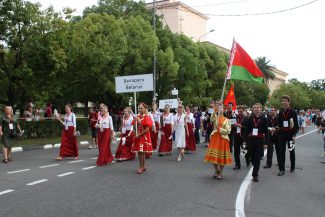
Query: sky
[{"left": 30, "top": 0, "right": 325, "bottom": 82}]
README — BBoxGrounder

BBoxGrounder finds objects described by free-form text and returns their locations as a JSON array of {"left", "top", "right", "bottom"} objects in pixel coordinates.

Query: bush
[{"left": 18, "top": 118, "right": 90, "bottom": 139}]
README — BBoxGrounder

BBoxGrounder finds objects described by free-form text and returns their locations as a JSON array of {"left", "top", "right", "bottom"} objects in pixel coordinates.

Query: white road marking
[
  {"left": 92, "top": 157, "right": 98, "bottom": 160},
  {"left": 0, "top": 189, "right": 14, "bottom": 196},
  {"left": 39, "top": 164, "right": 60, "bottom": 168},
  {"left": 68, "top": 160, "right": 84, "bottom": 164},
  {"left": 57, "top": 172, "right": 75, "bottom": 177},
  {"left": 82, "top": 166, "right": 96, "bottom": 170},
  {"left": 7, "top": 169, "right": 31, "bottom": 174},
  {"left": 26, "top": 179, "right": 48, "bottom": 186},
  {"left": 235, "top": 128, "right": 318, "bottom": 217}
]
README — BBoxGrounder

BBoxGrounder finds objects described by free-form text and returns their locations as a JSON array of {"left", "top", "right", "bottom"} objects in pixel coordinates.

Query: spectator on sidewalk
[
  {"left": 45, "top": 103, "right": 53, "bottom": 120},
  {"left": 0, "top": 106, "right": 23, "bottom": 163},
  {"left": 23, "top": 105, "right": 33, "bottom": 121},
  {"left": 88, "top": 107, "right": 98, "bottom": 149}
]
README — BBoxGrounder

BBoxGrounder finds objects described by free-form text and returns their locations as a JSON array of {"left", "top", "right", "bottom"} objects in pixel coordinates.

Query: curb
[{"left": 5, "top": 141, "right": 90, "bottom": 153}]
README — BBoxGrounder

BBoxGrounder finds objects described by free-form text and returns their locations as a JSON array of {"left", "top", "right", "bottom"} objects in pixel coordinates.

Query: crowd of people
[{"left": 1, "top": 95, "right": 325, "bottom": 181}]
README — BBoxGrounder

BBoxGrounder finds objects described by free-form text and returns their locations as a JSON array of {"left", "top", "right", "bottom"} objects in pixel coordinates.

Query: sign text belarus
[{"left": 115, "top": 74, "right": 153, "bottom": 93}]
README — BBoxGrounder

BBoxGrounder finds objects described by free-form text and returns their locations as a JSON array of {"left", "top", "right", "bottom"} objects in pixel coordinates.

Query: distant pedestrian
[
  {"left": 204, "top": 102, "right": 232, "bottom": 180},
  {"left": 45, "top": 103, "right": 53, "bottom": 120},
  {"left": 23, "top": 105, "right": 33, "bottom": 121},
  {"left": 1, "top": 106, "right": 23, "bottom": 163},
  {"left": 96, "top": 104, "right": 115, "bottom": 167},
  {"left": 132, "top": 102, "right": 153, "bottom": 174},
  {"left": 54, "top": 104, "right": 78, "bottom": 161},
  {"left": 88, "top": 107, "right": 98, "bottom": 149},
  {"left": 300, "top": 111, "right": 307, "bottom": 134},
  {"left": 193, "top": 106, "right": 202, "bottom": 144}
]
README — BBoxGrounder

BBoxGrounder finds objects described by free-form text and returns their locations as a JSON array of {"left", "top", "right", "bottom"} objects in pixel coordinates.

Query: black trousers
[
  {"left": 266, "top": 135, "right": 280, "bottom": 166},
  {"left": 248, "top": 138, "right": 264, "bottom": 177},
  {"left": 234, "top": 135, "right": 243, "bottom": 167},
  {"left": 229, "top": 133, "right": 234, "bottom": 153},
  {"left": 278, "top": 133, "right": 295, "bottom": 171},
  {"left": 194, "top": 127, "right": 200, "bottom": 144}
]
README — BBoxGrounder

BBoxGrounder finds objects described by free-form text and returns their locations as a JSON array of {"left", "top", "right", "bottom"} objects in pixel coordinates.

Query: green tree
[
  {"left": 309, "top": 79, "right": 325, "bottom": 91},
  {"left": 234, "top": 81, "right": 270, "bottom": 107},
  {"left": 270, "top": 83, "right": 311, "bottom": 109},
  {"left": 255, "top": 56, "right": 275, "bottom": 82}
]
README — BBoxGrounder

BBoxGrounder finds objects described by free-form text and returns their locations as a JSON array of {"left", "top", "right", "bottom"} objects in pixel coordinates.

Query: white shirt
[
  {"left": 121, "top": 116, "right": 133, "bottom": 133},
  {"left": 175, "top": 113, "right": 186, "bottom": 127},
  {"left": 162, "top": 113, "right": 174, "bottom": 126},
  {"left": 185, "top": 112, "right": 194, "bottom": 124},
  {"left": 98, "top": 114, "right": 114, "bottom": 131},
  {"left": 64, "top": 113, "right": 76, "bottom": 129},
  {"left": 150, "top": 111, "right": 161, "bottom": 123}
]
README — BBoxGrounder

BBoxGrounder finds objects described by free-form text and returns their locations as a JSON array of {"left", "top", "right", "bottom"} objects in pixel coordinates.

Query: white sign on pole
[
  {"left": 115, "top": 74, "right": 153, "bottom": 93},
  {"left": 159, "top": 99, "right": 179, "bottom": 109},
  {"left": 171, "top": 89, "right": 178, "bottom": 96}
]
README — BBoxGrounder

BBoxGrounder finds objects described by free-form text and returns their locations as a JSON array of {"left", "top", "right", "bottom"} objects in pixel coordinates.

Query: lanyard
[
  {"left": 283, "top": 109, "right": 290, "bottom": 120},
  {"left": 177, "top": 113, "right": 182, "bottom": 124},
  {"left": 271, "top": 117, "right": 276, "bottom": 126},
  {"left": 237, "top": 115, "right": 243, "bottom": 124},
  {"left": 254, "top": 116, "right": 261, "bottom": 128}
]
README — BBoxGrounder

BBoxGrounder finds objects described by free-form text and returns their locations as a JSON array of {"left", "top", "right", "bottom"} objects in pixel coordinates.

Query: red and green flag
[{"left": 226, "top": 40, "right": 264, "bottom": 83}]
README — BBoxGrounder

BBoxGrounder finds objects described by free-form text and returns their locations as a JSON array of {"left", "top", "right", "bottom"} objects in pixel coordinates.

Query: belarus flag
[{"left": 226, "top": 40, "right": 264, "bottom": 83}]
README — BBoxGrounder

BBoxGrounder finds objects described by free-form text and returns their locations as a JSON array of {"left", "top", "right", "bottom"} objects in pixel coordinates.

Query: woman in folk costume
[
  {"left": 132, "top": 102, "right": 153, "bottom": 174},
  {"left": 174, "top": 105, "right": 189, "bottom": 162},
  {"left": 150, "top": 102, "right": 161, "bottom": 151},
  {"left": 204, "top": 102, "right": 232, "bottom": 180},
  {"left": 96, "top": 104, "right": 115, "bottom": 166},
  {"left": 115, "top": 107, "right": 135, "bottom": 162},
  {"left": 158, "top": 104, "right": 174, "bottom": 156},
  {"left": 185, "top": 105, "right": 196, "bottom": 152},
  {"left": 55, "top": 104, "right": 78, "bottom": 161}
]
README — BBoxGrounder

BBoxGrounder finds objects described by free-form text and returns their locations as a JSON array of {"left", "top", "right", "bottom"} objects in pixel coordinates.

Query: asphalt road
[{"left": 0, "top": 126, "right": 324, "bottom": 217}]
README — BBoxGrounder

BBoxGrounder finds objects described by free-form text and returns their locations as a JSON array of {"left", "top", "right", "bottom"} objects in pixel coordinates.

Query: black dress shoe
[
  {"left": 263, "top": 165, "right": 271, "bottom": 169},
  {"left": 277, "top": 171, "right": 285, "bottom": 176},
  {"left": 246, "top": 160, "right": 251, "bottom": 167},
  {"left": 290, "top": 168, "right": 295, "bottom": 173},
  {"left": 253, "top": 176, "right": 259, "bottom": 182},
  {"left": 233, "top": 166, "right": 241, "bottom": 170}
]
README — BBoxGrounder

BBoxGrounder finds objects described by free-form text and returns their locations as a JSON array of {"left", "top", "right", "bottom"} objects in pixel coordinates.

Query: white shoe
[
  {"left": 177, "top": 155, "right": 182, "bottom": 162},
  {"left": 88, "top": 145, "right": 93, "bottom": 149}
]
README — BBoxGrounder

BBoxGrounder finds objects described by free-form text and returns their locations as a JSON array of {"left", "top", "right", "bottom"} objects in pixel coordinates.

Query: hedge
[{"left": 18, "top": 118, "right": 90, "bottom": 139}]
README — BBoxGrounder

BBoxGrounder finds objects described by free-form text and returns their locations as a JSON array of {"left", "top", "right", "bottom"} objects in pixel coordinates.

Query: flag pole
[{"left": 219, "top": 38, "right": 236, "bottom": 108}]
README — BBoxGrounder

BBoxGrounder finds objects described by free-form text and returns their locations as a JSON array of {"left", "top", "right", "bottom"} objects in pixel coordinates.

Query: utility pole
[{"left": 152, "top": 0, "right": 157, "bottom": 100}]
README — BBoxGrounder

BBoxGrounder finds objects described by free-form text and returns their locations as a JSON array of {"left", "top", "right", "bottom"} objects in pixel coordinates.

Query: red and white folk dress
[
  {"left": 115, "top": 116, "right": 135, "bottom": 161},
  {"left": 158, "top": 113, "right": 174, "bottom": 154},
  {"left": 96, "top": 114, "right": 114, "bottom": 166},
  {"left": 150, "top": 111, "right": 161, "bottom": 150},
  {"left": 185, "top": 112, "right": 196, "bottom": 152},
  {"left": 59, "top": 113, "right": 78, "bottom": 158},
  {"left": 132, "top": 114, "right": 153, "bottom": 153}
]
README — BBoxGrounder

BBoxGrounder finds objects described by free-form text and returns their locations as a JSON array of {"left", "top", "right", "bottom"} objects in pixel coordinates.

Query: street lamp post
[{"left": 197, "top": 29, "right": 215, "bottom": 42}]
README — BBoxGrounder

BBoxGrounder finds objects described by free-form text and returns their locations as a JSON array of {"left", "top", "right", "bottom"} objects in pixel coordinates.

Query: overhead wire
[{"left": 174, "top": 0, "right": 320, "bottom": 17}]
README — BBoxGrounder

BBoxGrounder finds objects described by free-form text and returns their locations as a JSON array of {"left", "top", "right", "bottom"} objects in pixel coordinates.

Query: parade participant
[
  {"left": 96, "top": 104, "right": 115, "bottom": 166},
  {"left": 150, "top": 102, "right": 161, "bottom": 151},
  {"left": 158, "top": 104, "right": 174, "bottom": 156},
  {"left": 264, "top": 107, "right": 280, "bottom": 168},
  {"left": 88, "top": 107, "right": 98, "bottom": 149},
  {"left": 204, "top": 102, "right": 232, "bottom": 180},
  {"left": 55, "top": 104, "right": 79, "bottom": 161},
  {"left": 193, "top": 106, "right": 202, "bottom": 144},
  {"left": 243, "top": 103, "right": 268, "bottom": 182},
  {"left": 233, "top": 106, "right": 248, "bottom": 170},
  {"left": 132, "top": 102, "right": 153, "bottom": 174},
  {"left": 224, "top": 102, "right": 236, "bottom": 153},
  {"left": 300, "top": 111, "right": 307, "bottom": 134},
  {"left": 0, "top": 106, "right": 23, "bottom": 163},
  {"left": 205, "top": 100, "right": 215, "bottom": 143},
  {"left": 115, "top": 107, "right": 135, "bottom": 161},
  {"left": 174, "top": 105, "right": 189, "bottom": 161},
  {"left": 318, "top": 117, "right": 325, "bottom": 157},
  {"left": 23, "top": 105, "right": 33, "bottom": 121},
  {"left": 277, "top": 95, "right": 299, "bottom": 176},
  {"left": 185, "top": 105, "right": 196, "bottom": 152}
]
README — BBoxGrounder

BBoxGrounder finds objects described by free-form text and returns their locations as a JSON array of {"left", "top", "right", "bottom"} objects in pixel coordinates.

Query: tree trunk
[{"left": 84, "top": 100, "right": 89, "bottom": 117}]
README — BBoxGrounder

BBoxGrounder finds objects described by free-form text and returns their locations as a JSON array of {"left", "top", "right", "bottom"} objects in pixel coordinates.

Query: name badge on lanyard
[
  {"left": 252, "top": 128, "right": 258, "bottom": 136},
  {"left": 100, "top": 122, "right": 104, "bottom": 132},
  {"left": 65, "top": 117, "right": 69, "bottom": 130},
  {"left": 9, "top": 123, "right": 14, "bottom": 130},
  {"left": 283, "top": 121, "right": 289, "bottom": 128},
  {"left": 236, "top": 127, "right": 241, "bottom": 133}
]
